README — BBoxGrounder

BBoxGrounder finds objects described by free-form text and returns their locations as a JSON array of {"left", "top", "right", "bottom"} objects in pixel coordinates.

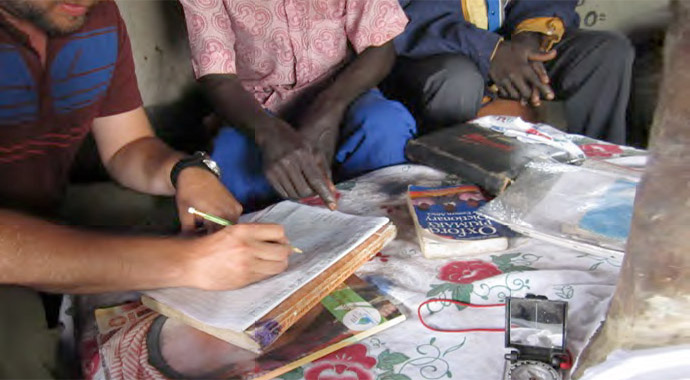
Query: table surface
[{"left": 78, "top": 164, "right": 627, "bottom": 380}]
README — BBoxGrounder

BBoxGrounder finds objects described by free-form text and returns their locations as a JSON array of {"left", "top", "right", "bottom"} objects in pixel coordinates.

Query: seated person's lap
[{"left": 211, "top": 89, "right": 416, "bottom": 210}]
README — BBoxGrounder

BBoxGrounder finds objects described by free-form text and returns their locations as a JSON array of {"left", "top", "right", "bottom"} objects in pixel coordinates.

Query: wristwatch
[{"left": 170, "top": 151, "right": 222, "bottom": 188}]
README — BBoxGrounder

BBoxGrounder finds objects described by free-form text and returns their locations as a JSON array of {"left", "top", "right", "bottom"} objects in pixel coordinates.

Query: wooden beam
[{"left": 572, "top": 1, "right": 690, "bottom": 377}]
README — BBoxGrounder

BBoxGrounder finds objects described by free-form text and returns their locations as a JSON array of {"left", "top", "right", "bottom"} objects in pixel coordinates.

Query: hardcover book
[
  {"left": 405, "top": 119, "right": 582, "bottom": 194},
  {"left": 142, "top": 201, "right": 397, "bottom": 353},
  {"left": 407, "top": 185, "right": 510, "bottom": 258}
]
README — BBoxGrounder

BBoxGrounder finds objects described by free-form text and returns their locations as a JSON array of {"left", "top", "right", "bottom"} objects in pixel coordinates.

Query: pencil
[{"left": 187, "top": 207, "right": 303, "bottom": 254}]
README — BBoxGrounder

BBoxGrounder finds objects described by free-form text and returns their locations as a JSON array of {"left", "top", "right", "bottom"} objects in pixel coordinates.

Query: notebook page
[{"left": 144, "top": 201, "right": 389, "bottom": 332}]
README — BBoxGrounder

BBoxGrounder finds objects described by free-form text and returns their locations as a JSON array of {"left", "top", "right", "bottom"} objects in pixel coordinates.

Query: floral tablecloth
[{"left": 80, "top": 164, "right": 624, "bottom": 380}]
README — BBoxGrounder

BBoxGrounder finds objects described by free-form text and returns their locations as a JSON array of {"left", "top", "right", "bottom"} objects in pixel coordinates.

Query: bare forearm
[
  {"left": 0, "top": 210, "right": 189, "bottom": 293},
  {"left": 317, "top": 42, "right": 396, "bottom": 110},
  {"left": 200, "top": 74, "right": 279, "bottom": 143},
  {"left": 106, "top": 136, "right": 184, "bottom": 196},
  {"left": 93, "top": 107, "right": 186, "bottom": 196}
]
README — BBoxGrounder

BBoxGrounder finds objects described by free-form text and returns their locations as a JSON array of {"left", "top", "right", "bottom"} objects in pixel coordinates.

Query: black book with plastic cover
[{"left": 405, "top": 123, "right": 575, "bottom": 195}]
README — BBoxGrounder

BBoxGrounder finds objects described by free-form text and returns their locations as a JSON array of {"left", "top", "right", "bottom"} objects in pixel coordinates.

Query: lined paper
[{"left": 144, "top": 201, "right": 389, "bottom": 332}]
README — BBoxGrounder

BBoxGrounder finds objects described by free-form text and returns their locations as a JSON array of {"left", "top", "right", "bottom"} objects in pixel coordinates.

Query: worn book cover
[
  {"left": 92, "top": 276, "right": 406, "bottom": 380},
  {"left": 142, "top": 201, "right": 396, "bottom": 353},
  {"left": 405, "top": 122, "right": 575, "bottom": 194},
  {"left": 407, "top": 185, "right": 509, "bottom": 258}
]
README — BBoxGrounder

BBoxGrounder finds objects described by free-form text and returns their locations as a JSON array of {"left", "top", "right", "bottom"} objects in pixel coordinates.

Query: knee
[
  {"left": 210, "top": 127, "right": 275, "bottom": 207},
  {"left": 211, "top": 127, "right": 256, "bottom": 170},
  {"left": 424, "top": 56, "right": 485, "bottom": 123},
  {"left": 437, "top": 55, "right": 486, "bottom": 84},
  {"left": 337, "top": 98, "right": 416, "bottom": 176},
  {"left": 354, "top": 99, "right": 416, "bottom": 146},
  {"left": 438, "top": 57, "right": 486, "bottom": 95},
  {"left": 591, "top": 32, "right": 635, "bottom": 69}
]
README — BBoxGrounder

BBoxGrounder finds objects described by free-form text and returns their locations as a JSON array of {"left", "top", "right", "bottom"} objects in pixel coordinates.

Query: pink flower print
[
  {"left": 305, "top": 344, "right": 376, "bottom": 380},
  {"left": 439, "top": 260, "right": 503, "bottom": 284}
]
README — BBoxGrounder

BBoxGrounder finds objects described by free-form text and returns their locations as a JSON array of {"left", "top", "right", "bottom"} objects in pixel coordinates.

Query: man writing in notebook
[
  {"left": 179, "top": 0, "right": 417, "bottom": 211},
  {"left": 0, "top": 1, "right": 294, "bottom": 377},
  {"left": 390, "top": 0, "right": 634, "bottom": 144}
]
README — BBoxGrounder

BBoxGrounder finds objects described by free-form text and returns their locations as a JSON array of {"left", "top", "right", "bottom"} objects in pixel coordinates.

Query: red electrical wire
[{"left": 417, "top": 298, "right": 506, "bottom": 333}]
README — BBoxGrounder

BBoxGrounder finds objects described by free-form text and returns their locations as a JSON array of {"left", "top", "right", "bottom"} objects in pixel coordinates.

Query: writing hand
[
  {"left": 175, "top": 168, "right": 242, "bottom": 233},
  {"left": 184, "top": 224, "right": 293, "bottom": 290}
]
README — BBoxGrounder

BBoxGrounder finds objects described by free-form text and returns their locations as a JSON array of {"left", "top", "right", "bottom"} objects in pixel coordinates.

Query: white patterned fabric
[{"left": 80, "top": 164, "right": 635, "bottom": 380}]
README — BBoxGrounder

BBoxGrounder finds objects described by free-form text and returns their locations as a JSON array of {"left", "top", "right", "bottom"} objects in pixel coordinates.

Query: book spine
[
  {"left": 247, "top": 224, "right": 398, "bottom": 349},
  {"left": 406, "top": 141, "right": 511, "bottom": 195}
]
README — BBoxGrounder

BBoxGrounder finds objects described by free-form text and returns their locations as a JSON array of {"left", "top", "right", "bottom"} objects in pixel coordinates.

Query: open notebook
[{"left": 142, "top": 201, "right": 396, "bottom": 353}]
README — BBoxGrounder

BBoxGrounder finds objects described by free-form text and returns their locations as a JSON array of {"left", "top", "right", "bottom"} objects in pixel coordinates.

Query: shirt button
[{"left": 491, "top": 11, "right": 495, "bottom": 15}]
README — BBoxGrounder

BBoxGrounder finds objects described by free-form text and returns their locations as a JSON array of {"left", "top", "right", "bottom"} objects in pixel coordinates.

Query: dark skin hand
[
  {"left": 297, "top": 41, "right": 397, "bottom": 183},
  {"left": 200, "top": 74, "right": 337, "bottom": 209},
  {"left": 200, "top": 42, "right": 396, "bottom": 209},
  {"left": 489, "top": 32, "right": 556, "bottom": 106},
  {"left": 297, "top": 101, "right": 345, "bottom": 182},
  {"left": 255, "top": 117, "right": 337, "bottom": 206}
]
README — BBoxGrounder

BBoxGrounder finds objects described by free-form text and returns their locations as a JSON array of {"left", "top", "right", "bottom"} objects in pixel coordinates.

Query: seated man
[
  {"left": 180, "top": 0, "right": 417, "bottom": 210},
  {"left": 0, "top": 0, "right": 294, "bottom": 377},
  {"left": 390, "top": 0, "right": 634, "bottom": 144}
]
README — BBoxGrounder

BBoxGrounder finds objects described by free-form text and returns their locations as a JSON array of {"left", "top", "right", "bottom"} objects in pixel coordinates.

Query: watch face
[
  {"left": 202, "top": 157, "right": 221, "bottom": 177},
  {"left": 507, "top": 360, "right": 561, "bottom": 380}
]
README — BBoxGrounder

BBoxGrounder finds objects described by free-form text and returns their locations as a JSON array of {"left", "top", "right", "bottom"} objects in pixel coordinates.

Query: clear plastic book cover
[{"left": 478, "top": 162, "right": 640, "bottom": 256}]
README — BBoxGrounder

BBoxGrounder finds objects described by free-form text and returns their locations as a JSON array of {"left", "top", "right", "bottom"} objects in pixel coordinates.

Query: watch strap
[{"left": 170, "top": 151, "right": 220, "bottom": 189}]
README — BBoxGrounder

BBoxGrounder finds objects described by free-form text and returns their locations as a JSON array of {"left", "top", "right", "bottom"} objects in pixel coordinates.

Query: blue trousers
[{"left": 211, "top": 89, "right": 416, "bottom": 210}]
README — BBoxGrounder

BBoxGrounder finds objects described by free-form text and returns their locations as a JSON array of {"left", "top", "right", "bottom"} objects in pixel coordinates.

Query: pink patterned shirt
[{"left": 180, "top": 0, "right": 408, "bottom": 115}]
